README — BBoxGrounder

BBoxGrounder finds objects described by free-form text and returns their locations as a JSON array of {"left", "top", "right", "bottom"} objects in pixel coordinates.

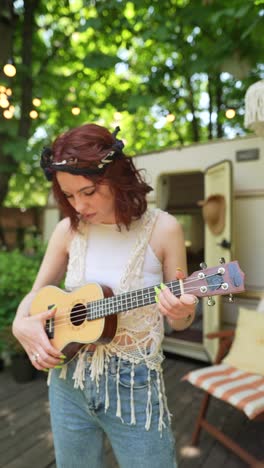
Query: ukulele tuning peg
[
  {"left": 219, "top": 257, "right": 226, "bottom": 264},
  {"left": 207, "top": 296, "right": 216, "bottom": 306},
  {"left": 228, "top": 294, "right": 234, "bottom": 303},
  {"left": 200, "top": 262, "right": 207, "bottom": 269}
]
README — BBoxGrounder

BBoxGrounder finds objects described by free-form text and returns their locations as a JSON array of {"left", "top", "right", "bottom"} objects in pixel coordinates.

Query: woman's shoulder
[
  {"left": 150, "top": 210, "right": 184, "bottom": 260},
  {"left": 54, "top": 217, "right": 72, "bottom": 234},
  {"left": 155, "top": 210, "right": 183, "bottom": 235},
  {"left": 51, "top": 217, "right": 75, "bottom": 249}
]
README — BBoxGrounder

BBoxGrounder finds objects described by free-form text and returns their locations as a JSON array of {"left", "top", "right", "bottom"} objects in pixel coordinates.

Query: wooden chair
[{"left": 183, "top": 330, "right": 264, "bottom": 468}]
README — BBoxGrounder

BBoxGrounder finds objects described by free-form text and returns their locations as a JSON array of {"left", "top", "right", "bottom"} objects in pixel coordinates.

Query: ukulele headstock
[{"left": 188, "top": 260, "right": 245, "bottom": 302}]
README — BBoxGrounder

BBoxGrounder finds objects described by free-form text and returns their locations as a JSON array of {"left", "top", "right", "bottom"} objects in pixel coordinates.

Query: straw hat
[{"left": 198, "top": 194, "right": 226, "bottom": 235}]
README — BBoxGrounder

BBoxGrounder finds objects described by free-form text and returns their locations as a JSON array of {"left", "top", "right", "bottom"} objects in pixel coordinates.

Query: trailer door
[{"left": 203, "top": 160, "right": 233, "bottom": 361}]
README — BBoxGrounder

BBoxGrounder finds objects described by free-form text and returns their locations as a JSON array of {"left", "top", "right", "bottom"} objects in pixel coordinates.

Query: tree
[{"left": 0, "top": 0, "right": 263, "bottom": 208}]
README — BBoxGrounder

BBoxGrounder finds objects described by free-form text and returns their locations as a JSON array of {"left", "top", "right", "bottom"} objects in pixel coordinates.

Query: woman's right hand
[{"left": 12, "top": 307, "right": 64, "bottom": 370}]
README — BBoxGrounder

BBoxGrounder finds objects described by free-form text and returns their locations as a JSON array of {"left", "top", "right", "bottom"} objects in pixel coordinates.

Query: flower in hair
[{"left": 97, "top": 150, "right": 116, "bottom": 169}]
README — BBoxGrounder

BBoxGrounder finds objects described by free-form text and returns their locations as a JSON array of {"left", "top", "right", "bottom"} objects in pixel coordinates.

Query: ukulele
[{"left": 30, "top": 260, "right": 245, "bottom": 363}]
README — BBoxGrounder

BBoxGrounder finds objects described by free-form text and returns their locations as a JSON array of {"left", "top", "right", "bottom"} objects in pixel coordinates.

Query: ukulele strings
[
  {"left": 44, "top": 283, "right": 206, "bottom": 331},
  {"left": 45, "top": 282, "right": 224, "bottom": 331},
  {"left": 45, "top": 275, "right": 224, "bottom": 330},
  {"left": 45, "top": 280, "right": 223, "bottom": 330},
  {"left": 45, "top": 278, "right": 201, "bottom": 328}
]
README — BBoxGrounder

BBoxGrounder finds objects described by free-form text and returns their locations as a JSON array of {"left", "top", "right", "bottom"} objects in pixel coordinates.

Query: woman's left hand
[{"left": 157, "top": 270, "right": 198, "bottom": 330}]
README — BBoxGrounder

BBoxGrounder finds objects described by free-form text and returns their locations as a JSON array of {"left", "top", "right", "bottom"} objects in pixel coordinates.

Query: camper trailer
[{"left": 133, "top": 135, "right": 264, "bottom": 362}]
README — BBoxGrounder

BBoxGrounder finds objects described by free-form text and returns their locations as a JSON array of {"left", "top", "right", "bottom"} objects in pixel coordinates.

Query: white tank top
[{"left": 84, "top": 219, "right": 163, "bottom": 290}]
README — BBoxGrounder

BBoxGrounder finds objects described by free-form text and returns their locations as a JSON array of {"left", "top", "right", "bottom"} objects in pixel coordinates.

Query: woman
[{"left": 12, "top": 123, "right": 198, "bottom": 468}]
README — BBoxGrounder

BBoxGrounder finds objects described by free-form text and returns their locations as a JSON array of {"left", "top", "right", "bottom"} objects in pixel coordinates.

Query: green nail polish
[
  {"left": 160, "top": 283, "right": 166, "bottom": 290},
  {"left": 55, "top": 365, "right": 63, "bottom": 369},
  {"left": 155, "top": 295, "right": 159, "bottom": 303},
  {"left": 60, "top": 354, "right": 66, "bottom": 359},
  {"left": 42, "top": 368, "right": 49, "bottom": 372},
  {"left": 154, "top": 286, "right": 161, "bottom": 295}
]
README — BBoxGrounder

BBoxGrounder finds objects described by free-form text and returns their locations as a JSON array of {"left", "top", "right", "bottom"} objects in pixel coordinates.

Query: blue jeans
[{"left": 49, "top": 355, "right": 177, "bottom": 468}]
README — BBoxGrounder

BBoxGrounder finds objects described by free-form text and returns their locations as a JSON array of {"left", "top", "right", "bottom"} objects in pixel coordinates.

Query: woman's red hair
[{"left": 51, "top": 123, "right": 152, "bottom": 229}]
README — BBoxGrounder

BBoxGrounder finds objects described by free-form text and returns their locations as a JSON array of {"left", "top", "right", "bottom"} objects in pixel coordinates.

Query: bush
[
  {"left": 0, "top": 240, "right": 45, "bottom": 333},
  {"left": 0, "top": 325, "right": 26, "bottom": 355}
]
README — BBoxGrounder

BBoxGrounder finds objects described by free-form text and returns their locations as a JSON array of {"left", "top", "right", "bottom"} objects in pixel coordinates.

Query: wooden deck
[{"left": 1, "top": 354, "right": 264, "bottom": 468}]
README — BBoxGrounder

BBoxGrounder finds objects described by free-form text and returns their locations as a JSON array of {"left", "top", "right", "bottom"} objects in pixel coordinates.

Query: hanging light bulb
[
  {"left": 32, "top": 97, "right": 41, "bottom": 107},
  {"left": 0, "top": 94, "right": 9, "bottom": 108},
  {"left": 3, "top": 109, "right": 13, "bottom": 119},
  {"left": 3, "top": 58, "right": 16, "bottom": 78},
  {"left": 29, "top": 109, "right": 38, "bottom": 119},
  {"left": 71, "top": 105, "right": 80, "bottom": 115},
  {"left": 225, "top": 108, "right": 236, "bottom": 119}
]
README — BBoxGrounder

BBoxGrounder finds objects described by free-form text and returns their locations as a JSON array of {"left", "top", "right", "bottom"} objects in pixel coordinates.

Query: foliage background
[
  {"left": 0, "top": 0, "right": 263, "bottom": 209},
  {"left": 0, "top": 238, "right": 46, "bottom": 351}
]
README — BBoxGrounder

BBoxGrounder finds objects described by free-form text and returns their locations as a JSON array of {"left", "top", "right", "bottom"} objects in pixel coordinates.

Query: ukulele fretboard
[{"left": 87, "top": 282, "right": 176, "bottom": 320}]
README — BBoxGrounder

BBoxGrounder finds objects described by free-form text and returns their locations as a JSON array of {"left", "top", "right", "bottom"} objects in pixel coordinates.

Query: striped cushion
[{"left": 183, "top": 364, "right": 264, "bottom": 419}]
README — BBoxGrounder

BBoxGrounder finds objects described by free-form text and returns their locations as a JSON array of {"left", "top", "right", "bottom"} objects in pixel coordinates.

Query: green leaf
[
  {"left": 1, "top": 0, "right": 263, "bottom": 207},
  {"left": 78, "top": 17, "right": 102, "bottom": 32},
  {"left": 2, "top": 138, "right": 27, "bottom": 162},
  {"left": 83, "top": 52, "right": 120, "bottom": 69}
]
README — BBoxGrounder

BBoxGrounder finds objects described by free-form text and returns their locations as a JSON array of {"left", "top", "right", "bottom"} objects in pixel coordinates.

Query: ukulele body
[{"left": 30, "top": 284, "right": 117, "bottom": 362}]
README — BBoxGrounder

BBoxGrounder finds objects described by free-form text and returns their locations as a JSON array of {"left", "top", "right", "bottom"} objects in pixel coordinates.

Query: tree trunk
[
  {"left": 0, "top": 1, "right": 17, "bottom": 206},
  {"left": 18, "top": 0, "right": 39, "bottom": 138},
  {"left": 207, "top": 75, "right": 213, "bottom": 140},
  {"left": 215, "top": 74, "right": 223, "bottom": 139},
  {"left": 186, "top": 76, "right": 200, "bottom": 142},
  {"left": 0, "top": 0, "right": 39, "bottom": 207},
  {"left": 0, "top": 0, "right": 15, "bottom": 65}
]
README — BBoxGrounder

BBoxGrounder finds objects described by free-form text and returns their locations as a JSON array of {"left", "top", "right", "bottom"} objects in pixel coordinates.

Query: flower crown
[{"left": 40, "top": 126, "right": 124, "bottom": 181}]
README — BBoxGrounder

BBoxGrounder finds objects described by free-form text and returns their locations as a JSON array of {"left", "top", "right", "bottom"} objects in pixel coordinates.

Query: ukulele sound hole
[{"left": 70, "top": 303, "right": 86, "bottom": 326}]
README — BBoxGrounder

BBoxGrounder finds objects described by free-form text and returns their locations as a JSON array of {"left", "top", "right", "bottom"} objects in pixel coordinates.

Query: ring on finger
[
  {"left": 193, "top": 297, "right": 199, "bottom": 306},
  {"left": 32, "top": 352, "right": 40, "bottom": 362}
]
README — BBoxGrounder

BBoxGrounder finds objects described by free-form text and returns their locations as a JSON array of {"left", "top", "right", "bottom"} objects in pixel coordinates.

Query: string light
[
  {"left": 3, "top": 58, "right": 16, "bottom": 78},
  {"left": 0, "top": 94, "right": 9, "bottom": 109},
  {"left": 5, "top": 88, "right": 12, "bottom": 96},
  {"left": 225, "top": 108, "right": 236, "bottom": 119},
  {"left": 32, "top": 97, "right": 41, "bottom": 107},
  {"left": 3, "top": 109, "right": 13, "bottom": 119},
  {"left": 29, "top": 110, "right": 38, "bottom": 119},
  {"left": 71, "top": 105, "right": 80, "bottom": 115}
]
